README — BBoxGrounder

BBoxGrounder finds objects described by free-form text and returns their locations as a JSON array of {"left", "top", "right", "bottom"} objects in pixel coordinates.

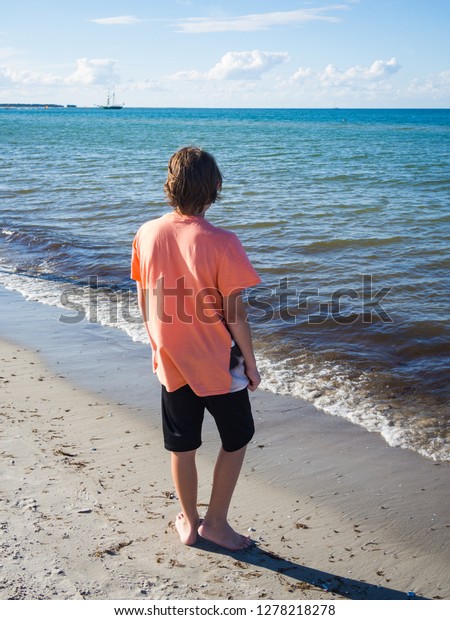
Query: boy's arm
[
  {"left": 223, "top": 291, "right": 261, "bottom": 392},
  {"left": 137, "top": 282, "right": 157, "bottom": 345},
  {"left": 136, "top": 281, "right": 147, "bottom": 322}
]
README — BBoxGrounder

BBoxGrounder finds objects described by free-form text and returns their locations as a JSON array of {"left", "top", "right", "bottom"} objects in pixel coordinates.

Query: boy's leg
[
  {"left": 171, "top": 450, "right": 200, "bottom": 546},
  {"left": 198, "top": 389, "right": 254, "bottom": 551},
  {"left": 161, "top": 385, "right": 204, "bottom": 545},
  {"left": 198, "top": 445, "right": 252, "bottom": 551}
]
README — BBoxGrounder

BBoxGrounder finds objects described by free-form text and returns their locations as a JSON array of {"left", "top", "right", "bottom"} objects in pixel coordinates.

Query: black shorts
[{"left": 161, "top": 384, "right": 255, "bottom": 453}]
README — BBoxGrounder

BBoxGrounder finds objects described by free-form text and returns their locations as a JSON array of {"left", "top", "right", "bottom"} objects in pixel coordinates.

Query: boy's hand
[
  {"left": 245, "top": 366, "right": 261, "bottom": 392},
  {"left": 224, "top": 292, "right": 261, "bottom": 391}
]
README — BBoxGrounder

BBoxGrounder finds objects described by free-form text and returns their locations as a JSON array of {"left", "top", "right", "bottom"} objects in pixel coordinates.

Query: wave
[
  {"left": 3, "top": 226, "right": 54, "bottom": 242},
  {"left": 255, "top": 341, "right": 449, "bottom": 463},
  {"left": 0, "top": 188, "right": 40, "bottom": 197},
  {"left": 313, "top": 174, "right": 367, "bottom": 183},
  {"left": 233, "top": 220, "right": 287, "bottom": 230},
  {"left": 1, "top": 226, "right": 131, "bottom": 283},
  {"left": 1, "top": 227, "right": 69, "bottom": 253},
  {"left": 302, "top": 236, "right": 404, "bottom": 252}
]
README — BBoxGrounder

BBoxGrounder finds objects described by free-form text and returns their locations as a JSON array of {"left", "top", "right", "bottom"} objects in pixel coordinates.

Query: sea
[{"left": 0, "top": 107, "right": 449, "bottom": 462}]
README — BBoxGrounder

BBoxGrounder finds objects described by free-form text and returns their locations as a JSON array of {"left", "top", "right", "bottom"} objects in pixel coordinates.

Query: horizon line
[{"left": 1, "top": 104, "right": 449, "bottom": 111}]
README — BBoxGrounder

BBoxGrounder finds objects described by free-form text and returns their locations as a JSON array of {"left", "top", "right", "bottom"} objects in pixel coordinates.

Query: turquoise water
[{"left": 1, "top": 107, "right": 449, "bottom": 460}]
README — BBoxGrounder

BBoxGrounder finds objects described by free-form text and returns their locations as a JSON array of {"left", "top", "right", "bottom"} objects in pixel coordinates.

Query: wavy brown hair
[{"left": 164, "top": 147, "right": 223, "bottom": 215}]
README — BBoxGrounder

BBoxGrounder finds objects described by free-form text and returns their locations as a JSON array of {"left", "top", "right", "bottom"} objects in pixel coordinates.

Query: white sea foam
[
  {"left": 0, "top": 272, "right": 66, "bottom": 308},
  {"left": 256, "top": 353, "right": 449, "bottom": 462}
]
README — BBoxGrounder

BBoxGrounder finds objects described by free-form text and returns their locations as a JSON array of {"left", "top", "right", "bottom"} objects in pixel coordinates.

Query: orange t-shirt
[{"left": 131, "top": 211, "right": 261, "bottom": 396}]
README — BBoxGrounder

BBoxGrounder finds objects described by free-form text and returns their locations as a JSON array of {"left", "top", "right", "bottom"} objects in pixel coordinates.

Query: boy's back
[{"left": 131, "top": 210, "right": 260, "bottom": 397}]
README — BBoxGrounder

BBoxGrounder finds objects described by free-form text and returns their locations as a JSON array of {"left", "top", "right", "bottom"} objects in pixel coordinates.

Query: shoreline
[
  {"left": 1, "top": 286, "right": 449, "bottom": 600},
  {"left": 0, "top": 269, "right": 447, "bottom": 463}
]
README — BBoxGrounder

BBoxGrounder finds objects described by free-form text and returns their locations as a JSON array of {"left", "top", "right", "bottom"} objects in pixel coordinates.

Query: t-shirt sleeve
[
  {"left": 130, "top": 233, "right": 141, "bottom": 282},
  {"left": 217, "top": 234, "right": 261, "bottom": 297}
]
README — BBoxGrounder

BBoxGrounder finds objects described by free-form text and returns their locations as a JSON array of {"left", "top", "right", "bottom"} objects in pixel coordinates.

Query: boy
[{"left": 131, "top": 147, "right": 261, "bottom": 551}]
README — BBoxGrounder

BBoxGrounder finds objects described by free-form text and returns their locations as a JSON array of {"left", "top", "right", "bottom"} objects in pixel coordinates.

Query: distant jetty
[{"left": 0, "top": 103, "right": 76, "bottom": 109}]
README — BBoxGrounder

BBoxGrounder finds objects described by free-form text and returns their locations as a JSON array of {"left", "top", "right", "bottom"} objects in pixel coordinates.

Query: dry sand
[
  {"left": 1, "top": 339, "right": 338, "bottom": 600},
  {"left": 0, "top": 289, "right": 449, "bottom": 600}
]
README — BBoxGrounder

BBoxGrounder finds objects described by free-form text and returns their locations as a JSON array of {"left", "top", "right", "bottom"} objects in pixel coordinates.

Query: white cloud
[
  {"left": 321, "top": 58, "right": 400, "bottom": 85},
  {"left": 0, "top": 58, "right": 120, "bottom": 88},
  {"left": 209, "top": 50, "right": 290, "bottom": 79},
  {"left": 91, "top": 15, "right": 143, "bottom": 26},
  {"left": 65, "top": 58, "right": 120, "bottom": 85},
  {"left": 291, "top": 58, "right": 400, "bottom": 86},
  {"left": 135, "top": 78, "right": 166, "bottom": 91},
  {"left": 282, "top": 58, "right": 405, "bottom": 105},
  {"left": 175, "top": 5, "right": 349, "bottom": 33},
  {"left": 291, "top": 67, "right": 313, "bottom": 81},
  {"left": 0, "top": 66, "right": 61, "bottom": 86},
  {"left": 407, "top": 71, "right": 450, "bottom": 99},
  {"left": 172, "top": 50, "right": 290, "bottom": 81}
]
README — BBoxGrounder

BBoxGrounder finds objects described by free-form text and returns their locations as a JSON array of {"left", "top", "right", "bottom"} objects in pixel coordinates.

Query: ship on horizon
[{"left": 97, "top": 89, "right": 124, "bottom": 110}]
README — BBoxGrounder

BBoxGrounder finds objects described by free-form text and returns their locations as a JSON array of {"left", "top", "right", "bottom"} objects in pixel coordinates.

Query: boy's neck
[{"left": 175, "top": 205, "right": 210, "bottom": 218}]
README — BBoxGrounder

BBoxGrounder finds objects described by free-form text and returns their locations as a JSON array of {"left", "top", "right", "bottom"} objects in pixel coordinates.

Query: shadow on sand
[{"left": 194, "top": 537, "right": 425, "bottom": 600}]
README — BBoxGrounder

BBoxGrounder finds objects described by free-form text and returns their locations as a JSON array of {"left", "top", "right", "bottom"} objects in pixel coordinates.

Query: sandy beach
[{"left": 0, "top": 288, "right": 449, "bottom": 600}]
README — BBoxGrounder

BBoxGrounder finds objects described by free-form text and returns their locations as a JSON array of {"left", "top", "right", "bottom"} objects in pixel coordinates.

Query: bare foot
[
  {"left": 175, "top": 512, "right": 199, "bottom": 546},
  {"left": 198, "top": 520, "right": 253, "bottom": 551}
]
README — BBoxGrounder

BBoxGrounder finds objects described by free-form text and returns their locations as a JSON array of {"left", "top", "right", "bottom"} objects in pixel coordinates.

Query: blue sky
[{"left": 1, "top": 0, "right": 449, "bottom": 107}]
